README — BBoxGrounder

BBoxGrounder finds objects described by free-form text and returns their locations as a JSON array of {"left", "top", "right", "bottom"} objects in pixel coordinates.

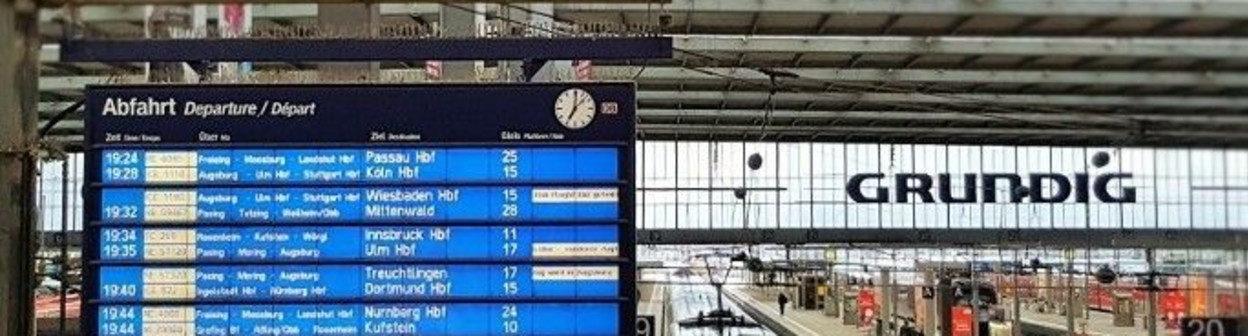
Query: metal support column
[
  {"left": 881, "top": 267, "right": 894, "bottom": 334},
  {"left": 521, "top": 3, "right": 567, "bottom": 82},
  {"left": 58, "top": 159, "right": 70, "bottom": 336},
  {"left": 924, "top": 270, "right": 936, "bottom": 335},
  {"left": 318, "top": 3, "right": 381, "bottom": 81},
  {"left": 1241, "top": 249, "right": 1247, "bottom": 319},
  {"left": 1012, "top": 249, "right": 1022, "bottom": 336},
  {"left": 1147, "top": 249, "right": 1158, "bottom": 336},
  {"left": 828, "top": 250, "right": 841, "bottom": 318},
  {"left": 1066, "top": 250, "right": 1076, "bottom": 335},
  {"left": 0, "top": 0, "right": 40, "bottom": 334},
  {"left": 937, "top": 275, "right": 953, "bottom": 336},
  {"left": 1206, "top": 270, "right": 1217, "bottom": 316},
  {"left": 439, "top": 3, "right": 477, "bottom": 81}
]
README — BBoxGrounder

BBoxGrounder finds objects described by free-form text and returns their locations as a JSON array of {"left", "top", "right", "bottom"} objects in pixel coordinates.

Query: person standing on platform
[{"left": 778, "top": 292, "right": 790, "bottom": 315}]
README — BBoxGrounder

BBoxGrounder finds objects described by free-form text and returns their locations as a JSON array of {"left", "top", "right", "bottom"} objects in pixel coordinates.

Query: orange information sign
[
  {"left": 1162, "top": 291, "right": 1187, "bottom": 330},
  {"left": 951, "top": 306, "right": 974, "bottom": 336}
]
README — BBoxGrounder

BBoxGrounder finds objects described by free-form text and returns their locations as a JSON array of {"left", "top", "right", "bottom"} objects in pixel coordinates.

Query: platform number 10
[{"left": 501, "top": 304, "right": 520, "bottom": 334}]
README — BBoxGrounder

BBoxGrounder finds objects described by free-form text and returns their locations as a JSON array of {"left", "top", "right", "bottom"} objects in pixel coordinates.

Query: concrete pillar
[
  {"left": 936, "top": 276, "right": 954, "bottom": 336},
  {"left": 1009, "top": 250, "right": 1022, "bottom": 336},
  {"left": 1241, "top": 250, "right": 1247, "bottom": 319},
  {"left": 1206, "top": 271, "right": 1217, "bottom": 316},
  {"left": 1113, "top": 293, "right": 1136, "bottom": 327},
  {"left": 0, "top": 0, "right": 40, "bottom": 334},
  {"left": 1039, "top": 269, "right": 1051, "bottom": 303},
  {"left": 1066, "top": 257, "right": 1076, "bottom": 335},
  {"left": 827, "top": 273, "right": 841, "bottom": 317},
  {"left": 1146, "top": 249, "right": 1158, "bottom": 336},
  {"left": 439, "top": 4, "right": 477, "bottom": 81},
  {"left": 881, "top": 268, "right": 894, "bottom": 330},
  {"left": 924, "top": 271, "right": 937, "bottom": 335},
  {"left": 844, "top": 291, "right": 859, "bottom": 326},
  {"left": 318, "top": 4, "right": 381, "bottom": 81}
]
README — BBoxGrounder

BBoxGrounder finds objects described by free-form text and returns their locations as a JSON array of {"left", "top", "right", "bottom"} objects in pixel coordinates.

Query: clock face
[{"left": 554, "top": 88, "right": 596, "bottom": 130}]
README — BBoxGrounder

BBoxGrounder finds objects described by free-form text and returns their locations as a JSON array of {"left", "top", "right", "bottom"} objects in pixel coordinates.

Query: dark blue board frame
[{"left": 83, "top": 83, "right": 636, "bottom": 336}]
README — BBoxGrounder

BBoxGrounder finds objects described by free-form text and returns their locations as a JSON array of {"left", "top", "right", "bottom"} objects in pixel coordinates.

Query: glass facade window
[{"left": 636, "top": 141, "right": 1248, "bottom": 231}]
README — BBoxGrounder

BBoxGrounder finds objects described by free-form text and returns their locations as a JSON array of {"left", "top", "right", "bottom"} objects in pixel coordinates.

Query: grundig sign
[{"left": 847, "top": 172, "right": 1136, "bottom": 204}]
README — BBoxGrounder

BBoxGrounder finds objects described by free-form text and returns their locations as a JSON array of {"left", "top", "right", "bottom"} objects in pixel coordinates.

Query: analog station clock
[{"left": 554, "top": 88, "right": 596, "bottom": 130}]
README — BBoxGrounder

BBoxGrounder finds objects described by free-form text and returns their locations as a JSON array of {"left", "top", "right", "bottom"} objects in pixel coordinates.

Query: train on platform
[
  {"left": 778, "top": 252, "right": 1244, "bottom": 336},
  {"left": 983, "top": 259, "right": 1246, "bottom": 318}
]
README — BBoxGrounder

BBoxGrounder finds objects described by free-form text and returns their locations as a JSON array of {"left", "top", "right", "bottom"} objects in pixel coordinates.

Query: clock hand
[{"left": 568, "top": 106, "right": 581, "bottom": 122}]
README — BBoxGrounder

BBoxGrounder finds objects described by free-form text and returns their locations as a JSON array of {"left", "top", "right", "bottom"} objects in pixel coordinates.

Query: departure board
[{"left": 84, "top": 83, "right": 636, "bottom": 336}]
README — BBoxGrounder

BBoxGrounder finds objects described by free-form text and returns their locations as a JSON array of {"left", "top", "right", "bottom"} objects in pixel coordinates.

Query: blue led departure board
[{"left": 84, "top": 83, "right": 635, "bottom": 336}]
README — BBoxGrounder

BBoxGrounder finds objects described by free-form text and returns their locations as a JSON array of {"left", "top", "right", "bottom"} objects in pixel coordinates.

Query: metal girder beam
[
  {"left": 674, "top": 35, "right": 1248, "bottom": 59},
  {"left": 624, "top": 67, "right": 1248, "bottom": 88},
  {"left": 636, "top": 228, "right": 1248, "bottom": 249},
  {"left": 812, "top": 13, "right": 831, "bottom": 34},
  {"left": 1078, "top": 17, "right": 1117, "bottom": 35},
  {"left": 40, "top": 75, "right": 140, "bottom": 91},
  {"left": 41, "top": 1, "right": 1248, "bottom": 23},
  {"left": 637, "top": 124, "right": 1248, "bottom": 147},
  {"left": 1144, "top": 18, "right": 1186, "bottom": 35},
  {"left": 637, "top": 123, "right": 1113, "bottom": 137},
  {"left": 57, "top": 37, "right": 673, "bottom": 62},
  {"left": 37, "top": 102, "right": 81, "bottom": 117},
  {"left": 38, "top": 118, "right": 82, "bottom": 134},
  {"left": 44, "top": 34, "right": 1248, "bottom": 64},
  {"left": 559, "top": 0, "right": 1248, "bottom": 19},
  {"left": 639, "top": 90, "right": 1248, "bottom": 109},
  {"left": 1009, "top": 17, "right": 1044, "bottom": 34},
  {"left": 38, "top": 4, "right": 435, "bottom": 22},
  {"left": 42, "top": 0, "right": 663, "bottom": 7},
  {"left": 946, "top": 15, "right": 974, "bottom": 35},
  {"left": 638, "top": 109, "right": 1248, "bottom": 125}
]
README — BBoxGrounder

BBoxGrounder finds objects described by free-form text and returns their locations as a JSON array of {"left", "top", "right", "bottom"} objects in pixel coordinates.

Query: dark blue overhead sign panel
[
  {"left": 60, "top": 37, "right": 673, "bottom": 62},
  {"left": 84, "top": 83, "right": 636, "bottom": 336}
]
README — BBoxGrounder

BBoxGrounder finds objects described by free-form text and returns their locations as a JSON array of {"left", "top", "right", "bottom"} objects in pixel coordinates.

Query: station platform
[
  {"left": 724, "top": 284, "right": 1189, "bottom": 336},
  {"left": 724, "top": 285, "right": 867, "bottom": 336},
  {"left": 1019, "top": 308, "right": 1180, "bottom": 336}
]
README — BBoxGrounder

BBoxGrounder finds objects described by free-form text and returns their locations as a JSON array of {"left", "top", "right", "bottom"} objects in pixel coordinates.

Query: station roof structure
[{"left": 34, "top": 0, "right": 1248, "bottom": 148}]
